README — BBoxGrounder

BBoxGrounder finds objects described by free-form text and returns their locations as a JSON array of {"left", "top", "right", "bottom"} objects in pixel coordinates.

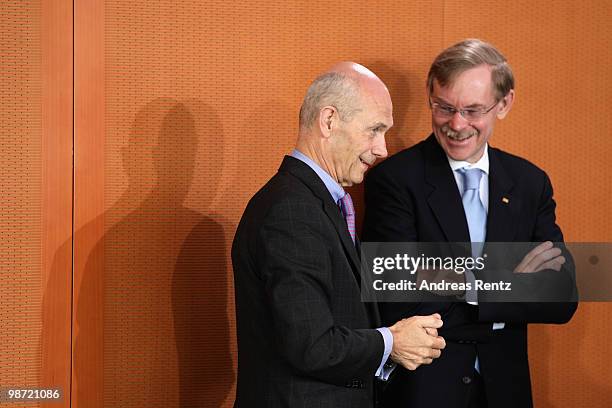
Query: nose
[
  {"left": 449, "top": 110, "right": 469, "bottom": 131},
  {"left": 372, "top": 134, "right": 388, "bottom": 159}
]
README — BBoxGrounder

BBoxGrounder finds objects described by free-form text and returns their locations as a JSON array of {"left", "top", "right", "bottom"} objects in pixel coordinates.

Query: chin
[
  {"left": 348, "top": 176, "right": 363, "bottom": 186},
  {"left": 447, "top": 149, "right": 475, "bottom": 162}
]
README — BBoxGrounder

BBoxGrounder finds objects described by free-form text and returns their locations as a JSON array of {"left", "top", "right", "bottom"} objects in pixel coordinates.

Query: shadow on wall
[{"left": 45, "top": 98, "right": 234, "bottom": 407}]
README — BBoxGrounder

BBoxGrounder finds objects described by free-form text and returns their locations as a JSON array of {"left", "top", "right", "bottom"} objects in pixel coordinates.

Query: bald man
[{"left": 232, "top": 63, "right": 446, "bottom": 407}]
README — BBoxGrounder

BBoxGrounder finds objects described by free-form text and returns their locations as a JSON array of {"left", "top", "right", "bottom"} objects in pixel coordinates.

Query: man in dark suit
[
  {"left": 232, "top": 62, "right": 446, "bottom": 408},
  {"left": 363, "top": 39, "right": 577, "bottom": 408}
]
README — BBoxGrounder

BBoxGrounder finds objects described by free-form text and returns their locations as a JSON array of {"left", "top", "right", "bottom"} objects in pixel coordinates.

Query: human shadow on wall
[
  {"left": 71, "top": 98, "right": 233, "bottom": 407},
  {"left": 41, "top": 220, "right": 72, "bottom": 398},
  {"left": 171, "top": 99, "right": 235, "bottom": 406}
]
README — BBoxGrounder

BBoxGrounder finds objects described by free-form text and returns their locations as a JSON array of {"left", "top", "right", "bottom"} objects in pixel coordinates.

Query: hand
[
  {"left": 389, "top": 314, "right": 446, "bottom": 371},
  {"left": 514, "top": 241, "right": 565, "bottom": 273}
]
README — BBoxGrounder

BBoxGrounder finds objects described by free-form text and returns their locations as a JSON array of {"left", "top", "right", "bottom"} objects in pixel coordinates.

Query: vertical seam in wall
[{"left": 70, "top": 0, "right": 75, "bottom": 406}]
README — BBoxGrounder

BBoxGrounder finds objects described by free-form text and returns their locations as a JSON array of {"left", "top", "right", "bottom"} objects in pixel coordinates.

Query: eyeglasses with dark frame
[{"left": 429, "top": 99, "right": 500, "bottom": 122}]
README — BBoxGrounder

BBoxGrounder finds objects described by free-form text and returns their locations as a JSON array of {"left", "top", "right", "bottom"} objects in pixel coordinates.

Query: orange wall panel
[
  {"left": 41, "top": 0, "right": 73, "bottom": 407},
  {"left": 73, "top": 0, "right": 105, "bottom": 406},
  {"left": 1, "top": 4, "right": 43, "bottom": 405},
  {"left": 1, "top": 1, "right": 72, "bottom": 407}
]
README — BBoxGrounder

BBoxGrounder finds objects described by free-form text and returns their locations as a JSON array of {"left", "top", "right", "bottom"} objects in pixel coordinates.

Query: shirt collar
[
  {"left": 447, "top": 143, "right": 490, "bottom": 175},
  {"left": 290, "top": 149, "right": 346, "bottom": 204}
]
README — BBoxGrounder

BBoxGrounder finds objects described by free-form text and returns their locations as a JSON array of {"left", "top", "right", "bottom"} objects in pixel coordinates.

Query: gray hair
[
  {"left": 299, "top": 72, "right": 362, "bottom": 131},
  {"left": 427, "top": 39, "right": 515, "bottom": 100}
]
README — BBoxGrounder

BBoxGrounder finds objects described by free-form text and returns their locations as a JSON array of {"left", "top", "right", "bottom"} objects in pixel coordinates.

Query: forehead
[
  {"left": 432, "top": 65, "right": 495, "bottom": 105},
  {"left": 358, "top": 86, "right": 394, "bottom": 125}
]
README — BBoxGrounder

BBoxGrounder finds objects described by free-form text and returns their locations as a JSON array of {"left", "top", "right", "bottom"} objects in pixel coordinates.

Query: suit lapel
[
  {"left": 423, "top": 136, "right": 471, "bottom": 243},
  {"left": 280, "top": 157, "right": 362, "bottom": 285},
  {"left": 321, "top": 203, "right": 382, "bottom": 325},
  {"left": 321, "top": 197, "right": 363, "bottom": 285},
  {"left": 486, "top": 147, "right": 518, "bottom": 242}
]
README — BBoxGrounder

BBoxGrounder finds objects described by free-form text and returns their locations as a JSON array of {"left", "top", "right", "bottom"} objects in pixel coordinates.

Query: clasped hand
[{"left": 389, "top": 314, "right": 445, "bottom": 371}]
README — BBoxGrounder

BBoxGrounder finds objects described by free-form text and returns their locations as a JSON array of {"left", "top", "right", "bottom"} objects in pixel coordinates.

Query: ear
[
  {"left": 496, "top": 89, "right": 515, "bottom": 119},
  {"left": 318, "top": 106, "right": 338, "bottom": 138}
]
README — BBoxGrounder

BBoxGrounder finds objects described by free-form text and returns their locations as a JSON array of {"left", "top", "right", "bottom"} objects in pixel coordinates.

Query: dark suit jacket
[
  {"left": 232, "top": 156, "right": 384, "bottom": 408},
  {"left": 362, "top": 135, "right": 577, "bottom": 408}
]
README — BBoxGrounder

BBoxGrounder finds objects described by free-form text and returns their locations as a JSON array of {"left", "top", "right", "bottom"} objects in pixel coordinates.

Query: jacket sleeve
[{"left": 479, "top": 173, "right": 578, "bottom": 323}]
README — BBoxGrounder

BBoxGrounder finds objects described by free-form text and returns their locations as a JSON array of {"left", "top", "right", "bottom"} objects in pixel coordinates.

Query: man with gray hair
[
  {"left": 363, "top": 39, "right": 577, "bottom": 408},
  {"left": 232, "top": 62, "right": 446, "bottom": 407}
]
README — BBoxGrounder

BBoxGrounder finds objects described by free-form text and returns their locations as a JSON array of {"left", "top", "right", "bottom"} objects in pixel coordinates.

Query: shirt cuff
[{"left": 375, "top": 327, "right": 396, "bottom": 381}]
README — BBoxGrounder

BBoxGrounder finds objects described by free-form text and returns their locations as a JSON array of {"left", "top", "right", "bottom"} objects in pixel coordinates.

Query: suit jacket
[
  {"left": 362, "top": 135, "right": 577, "bottom": 408},
  {"left": 232, "top": 156, "right": 384, "bottom": 408}
]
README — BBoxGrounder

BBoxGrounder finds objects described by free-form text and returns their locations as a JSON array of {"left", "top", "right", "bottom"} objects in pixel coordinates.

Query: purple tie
[{"left": 339, "top": 193, "right": 356, "bottom": 244}]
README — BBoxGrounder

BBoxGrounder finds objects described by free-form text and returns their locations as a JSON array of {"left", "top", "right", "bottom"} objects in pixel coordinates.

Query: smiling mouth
[
  {"left": 442, "top": 126, "right": 477, "bottom": 142},
  {"left": 360, "top": 158, "right": 371, "bottom": 168},
  {"left": 447, "top": 133, "right": 473, "bottom": 142}
]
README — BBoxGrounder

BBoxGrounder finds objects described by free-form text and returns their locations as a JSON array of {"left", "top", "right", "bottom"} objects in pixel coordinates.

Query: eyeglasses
[{"left": 429, "top": 99, "right": 499, "bottom": 122}]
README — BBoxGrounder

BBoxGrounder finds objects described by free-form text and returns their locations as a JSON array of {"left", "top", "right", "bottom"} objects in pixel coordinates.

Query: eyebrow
[
  {"left": 368, "top": 122, "right": 389, "bottom": 130},
  {"left": 431, "top": 97, "right": 487, "bottom": 109}
]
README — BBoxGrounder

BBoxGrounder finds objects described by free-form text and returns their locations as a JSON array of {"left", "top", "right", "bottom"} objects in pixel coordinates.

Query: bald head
[
  {"left": 298, "top": 62, "right": 389, "bottom": 132},
  {"left": 327, "top": 61, "right": 382, "bottom": 80},
  {"left": 295, "top": 62, "right": 392, "bottom": 186}
]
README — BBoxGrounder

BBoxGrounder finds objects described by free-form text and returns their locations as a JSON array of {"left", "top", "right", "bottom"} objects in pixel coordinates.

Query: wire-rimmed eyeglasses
[{"left": 429, "top": 99, "right": 499, "bottom": 122}]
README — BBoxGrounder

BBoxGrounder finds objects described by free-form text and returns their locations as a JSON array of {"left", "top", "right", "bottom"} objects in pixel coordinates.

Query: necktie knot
[
  {"left": 339, "top": 193, "right": 356, "bottom": 244},
  {"left": 460, "top": 168, "right": 482, "bottom": 191},
  {"left": 457, "top": 167, "right": 486, "bottom": 257},
  {"left": 340, "top": 193, "right": 354, "bottom": 217}
]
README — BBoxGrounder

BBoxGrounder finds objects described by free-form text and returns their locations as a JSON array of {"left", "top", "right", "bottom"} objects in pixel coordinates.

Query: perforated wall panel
[{"left": 0, "top": 2, "right": 42, "bottom": 407}]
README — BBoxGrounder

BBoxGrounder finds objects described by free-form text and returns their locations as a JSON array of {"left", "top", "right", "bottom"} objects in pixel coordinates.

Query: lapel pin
[{"left": 502, "top": 197, "right": 510, "bottom": 204}]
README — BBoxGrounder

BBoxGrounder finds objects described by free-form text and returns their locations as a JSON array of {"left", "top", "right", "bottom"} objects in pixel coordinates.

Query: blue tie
[
  {"left": 459, "top": 167, "right": 486, "bottom": 373},
  {"left": 459, "top": 168, "right": 486, "bottom": 258}
]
